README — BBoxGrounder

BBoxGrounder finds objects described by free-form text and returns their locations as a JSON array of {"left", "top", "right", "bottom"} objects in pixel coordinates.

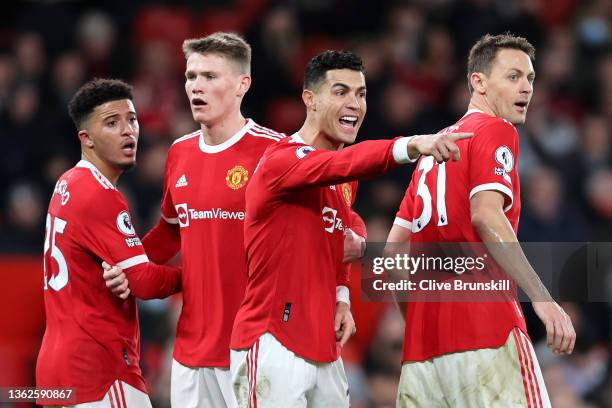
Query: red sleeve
[
  {"left": 263, "top": 139, "right": 400, "bottom": 194},
  {"left": 394, "top": 177, "right": 416, "bottom": 231},
  {"left": 123, "top": 262, "right": 181, "bottom": 300},
  {"left": 142, "top": 217, "right": 180, "bottom": 264},
  {"left": 349, "top": 210, "right": 367, "bottom": 239},
  {"left": 142, "top": 150, "right": 181, "bottom": 263},
  {"left": 160, "top": 150, "right": 179, "bottom": 223},
  {"left": 77, "top": 190, "right": 181, "bottom": 300},
  {"left": 346, "top": 181, "right": 367, "bottom": 239},
  {"left": 337, "top": 264, "right": 351, "bottom": 288},
  {"left": 468, "top": 120, "right": 519, "bottom": 212},
  {"left": 78, "top": 191, "right": 150, "bottom": 269}
]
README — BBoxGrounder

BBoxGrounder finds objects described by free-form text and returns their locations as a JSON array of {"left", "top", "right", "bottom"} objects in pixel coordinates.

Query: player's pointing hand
[
  {"left": 408, "top": 132, "right": 473, "bottom": 163},
  {"left": 102, "top": 261, "right": 131, "bottom": 300}
]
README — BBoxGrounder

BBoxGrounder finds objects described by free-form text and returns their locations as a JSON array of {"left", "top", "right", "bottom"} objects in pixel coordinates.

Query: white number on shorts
[{"left": 44, "top": 214, "right": 69, "bottom": 291}]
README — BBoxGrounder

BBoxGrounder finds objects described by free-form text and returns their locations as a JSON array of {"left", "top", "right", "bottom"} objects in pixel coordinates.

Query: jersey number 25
[{"left": 44, "top": 214, "right": 69, "bottom": 291}]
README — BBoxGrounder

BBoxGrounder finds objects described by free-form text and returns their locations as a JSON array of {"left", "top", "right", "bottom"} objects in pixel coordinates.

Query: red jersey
[
  {"left": 231, "top": 134, "right": 407, "bottom": 362},
  {"left": 36, "top": 161, "right": 150, "bottom": 404},
  {"left": 394, "top": 110, "right": 527, "bottom": 362},
  {"left": 156, "top": 120, "right": 284, "bottom": 367}
]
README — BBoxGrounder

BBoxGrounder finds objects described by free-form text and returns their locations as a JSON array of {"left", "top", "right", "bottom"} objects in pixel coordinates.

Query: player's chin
[
  {"left": 191, "top": 110, "right": 209, "bottom": 124},
  {"left": 119, "top": 159, "right": 137, "bottom": 172},
  {"left": 512, "top": 113, "right": 527, "bottom": 126},
  {"left": 336, "top": 126, "right": 359, "bottom": 145}
]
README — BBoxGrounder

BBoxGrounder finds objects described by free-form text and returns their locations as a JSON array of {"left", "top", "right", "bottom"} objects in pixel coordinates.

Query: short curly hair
[
  {"left": 68, "top": 78, "right": 133, "bottom": 129},
  {"left": 303, "top": 50, "right": 365, "bottom": 91}
]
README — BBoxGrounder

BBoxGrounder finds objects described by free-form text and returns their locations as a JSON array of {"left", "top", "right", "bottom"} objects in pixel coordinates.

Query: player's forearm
[
  {"left": 383, "top": 242, "right": 411, "bottom": 321},
  {"left": 124, "top": 263, "right": 182, "bottom": 300},
  {"left": 279, "top": 138, "right": 415, "bottom": 190},
  {"left": 142, "top": 218, "right": 181, "bottom": 264},
  {"left": 471, "top": 208, "right": 552, "bottom": 301},
  {"left": 384, "top": 225, "right": 413, "bottom": 321}
]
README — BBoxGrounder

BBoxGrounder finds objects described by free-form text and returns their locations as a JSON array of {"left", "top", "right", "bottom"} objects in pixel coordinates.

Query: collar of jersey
[
  {"left": 289, "top": 132, "right": 313, "bottom": 147},
  {"left": 198, "top": 118, "right": 254, "bottom": 154},
  {"left": 75, "top": 160, "right": 116, "bottom": 190},
  {"left": 462, "top": 108, "right": 514, "bottom": 127},
  {"left": 462, "top": 108, "right": 485, "bottom": 118}
]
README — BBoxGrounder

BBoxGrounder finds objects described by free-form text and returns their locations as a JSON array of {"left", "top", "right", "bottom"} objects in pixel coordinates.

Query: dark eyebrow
[
  {"left": 101, "top": 113, "right": 120, "bottom": 120},
  {"left": 509, "top": 68, "right": 535, "bottom": 77},
  {"left": 331, "top": 83, "right": 350, "bottom": 90},
  {"left": 331, "top": 83, "right": 367, "bottom": 93}
]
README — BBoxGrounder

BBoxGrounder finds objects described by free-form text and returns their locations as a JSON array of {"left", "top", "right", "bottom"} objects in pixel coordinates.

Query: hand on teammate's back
[{"left": 408, "top": 132, "right": 473, "bottom": 163}]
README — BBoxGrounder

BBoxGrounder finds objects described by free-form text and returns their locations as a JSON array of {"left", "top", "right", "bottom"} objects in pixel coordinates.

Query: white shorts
[
  {"left": 59, "top": 380, "right": 151, "bottom": 408},
  {"left": 230, "top": 333, "right": 349, "bottom": 408},
  {"left": 171, "top": 358, "right": 237, "bottom": 408},
  {"left": 397, "top": 327, "right": 551, "bottom": 408}
]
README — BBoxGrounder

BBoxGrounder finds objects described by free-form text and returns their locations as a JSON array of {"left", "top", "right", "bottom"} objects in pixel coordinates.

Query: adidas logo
[{"left": 175, "top": 174, "right": 188, "bottom": 188}]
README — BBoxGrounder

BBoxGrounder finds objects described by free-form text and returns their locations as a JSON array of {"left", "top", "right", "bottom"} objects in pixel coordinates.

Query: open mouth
[
  {"left": 192, "top": 97, "right": 207, "bottom": 107},
  {"left": 339, "top": 115, "right": 358, "bottom": 128},
  {"left": 121, "top": 140, "right": 136, "bottom": 155},
  {"left": 514, "top": 101, "right": 528, "bottom": 110}
]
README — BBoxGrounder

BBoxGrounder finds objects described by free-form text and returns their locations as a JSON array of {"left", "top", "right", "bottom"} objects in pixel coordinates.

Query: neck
[
  {"left": 81, "top": 151, "right": 121, "bottom": 185},
  {"left": 201, "top": 110, "right": 247, "bottom": 146},
  {"left": 296, "top": 116, "right": 343, "bottom": 151},
  {"left": 468, "top": 95, "right": 496, "bottom": 118}
]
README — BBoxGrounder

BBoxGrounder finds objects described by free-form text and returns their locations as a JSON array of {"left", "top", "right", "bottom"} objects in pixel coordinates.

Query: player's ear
[
  {"left": 470, "top": 72, "right": 486, "bottom": 95},
  {"left": 302, "top": 89, "right": 316, "bottom": 111},
  {"left": 78, "top": 130, "right": 94, "bottom": 148},
  {"left": 237, "top": 74, "right": 251, "bottom": 97}
]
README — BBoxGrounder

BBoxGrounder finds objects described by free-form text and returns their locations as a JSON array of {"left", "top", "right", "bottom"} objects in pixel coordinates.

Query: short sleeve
[
  {"left": 468, "top": 120, "right": 519, "bottom": 212},
  {"left": 394, "top": 178, "right": 416, "bottom": 231},
  {"left": 78, "top": 191, "right": 149, "bottom": 269}
]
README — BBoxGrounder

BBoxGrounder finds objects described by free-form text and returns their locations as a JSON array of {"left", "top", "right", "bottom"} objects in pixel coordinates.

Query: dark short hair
[
  {"left": 467, "top": 33, "right": 536, "bottom": 92},
  {"left": 303, "top": 50, "right": 365, "bottom": 90},
  {"left": 182, "top": 32, "right": 251, "bottom": 74},
  {"left": 68, "top": 78, "right": 133, "bottom": 129}
]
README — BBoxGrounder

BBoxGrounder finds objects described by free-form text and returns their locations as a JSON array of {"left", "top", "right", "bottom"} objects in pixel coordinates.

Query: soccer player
[
  {"left": 386, "top": 34, "right": 576, "bottom": 407},
  {"left": 36, "top": 79, "right": 182, "bottom": 407},
  {"left": 102, "top": 33, "right": 368, "bottom": 408},
  {"left": 229, "top": 50, "right": 472, "bottom": 407}
]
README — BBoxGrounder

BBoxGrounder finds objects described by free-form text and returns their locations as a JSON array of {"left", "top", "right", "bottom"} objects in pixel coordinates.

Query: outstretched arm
[{"left": 267, "top": 133, "right": 472, "bottom": 193}]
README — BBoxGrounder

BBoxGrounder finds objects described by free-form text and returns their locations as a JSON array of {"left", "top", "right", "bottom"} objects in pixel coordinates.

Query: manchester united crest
[
  {"left": 226, "top": 165, "right": 249, "bottom": 190},
  {"left": 341, "top": 183, "right": 352, "bottom": 206}
]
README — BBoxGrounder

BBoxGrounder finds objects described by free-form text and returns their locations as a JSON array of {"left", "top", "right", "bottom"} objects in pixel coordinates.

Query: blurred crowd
[{"left": 1, "top": 0, "right": 611, "bottom": 406}]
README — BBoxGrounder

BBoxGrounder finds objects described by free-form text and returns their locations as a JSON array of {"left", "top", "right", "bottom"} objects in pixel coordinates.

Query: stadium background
[{"left": 0, "top": 0, "right": 610, "bottom": 407}]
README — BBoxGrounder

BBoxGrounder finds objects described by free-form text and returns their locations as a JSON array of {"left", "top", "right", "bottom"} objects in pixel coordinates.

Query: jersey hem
[{"left": 401, "top": 325, "right": 528, "bottom": 363}]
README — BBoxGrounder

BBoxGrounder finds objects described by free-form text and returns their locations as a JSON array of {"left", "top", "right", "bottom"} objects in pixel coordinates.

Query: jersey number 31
[{"left": 412, "top": 156, "right": 448, "bottom": 232}]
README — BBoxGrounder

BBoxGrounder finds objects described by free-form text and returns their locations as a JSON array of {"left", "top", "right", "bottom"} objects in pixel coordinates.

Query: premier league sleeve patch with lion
[
  {"left": 116, "top": 210, "right": 136, "bottom": 236},
  {"left": 494, "top": 145, "right": 513, "bottom": 184}
]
